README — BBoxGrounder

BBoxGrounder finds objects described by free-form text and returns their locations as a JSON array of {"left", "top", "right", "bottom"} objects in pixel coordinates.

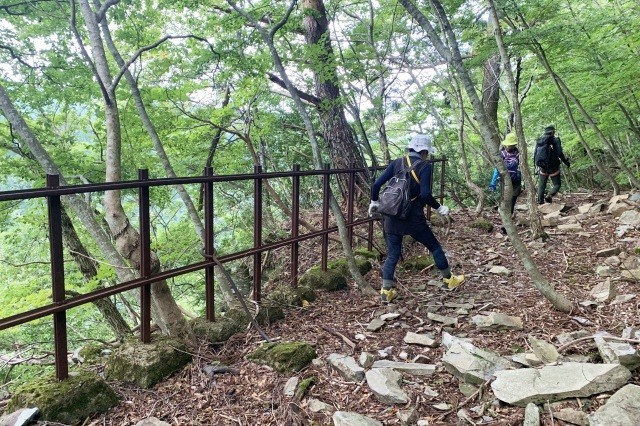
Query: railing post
[
  {"left": 347, "top": 163, "right": 355, "bottom": 247},
  {"left": 138, "top": 169, "right": 151, "bottom": 343},
  {"left": 203, "top": 167, "right": 215, "bottom": 321},
  {"left": 291, "top": 164, "right": 300, "bottom": 287},
  {"left": 253, "top": 164, "right": 263, "bottom": 302},
  {"left": 47, "top": 174, "right": 68, "bottom": 380},
  {"left": 321, "top": 163, "right": 330, "bottom": 272}
]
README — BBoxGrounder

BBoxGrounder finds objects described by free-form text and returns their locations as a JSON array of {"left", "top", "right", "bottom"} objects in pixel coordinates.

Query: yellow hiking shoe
[
  {"left": 380, "top": 288, "right": 397, "bottom": 304},
  {"left": 443, "top": 275, "right": 465, "bottom": 290}
]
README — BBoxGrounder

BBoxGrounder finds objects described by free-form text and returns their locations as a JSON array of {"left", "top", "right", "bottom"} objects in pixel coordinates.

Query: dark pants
[
  {"left": 382, "top": 228, "right": 448, "bottom": 281},
  {"left": 537, "top": 172, "right": 561, "bottom": 204},
  {"left": 500, "top": 179, "right": 522, "bottom": 214}
]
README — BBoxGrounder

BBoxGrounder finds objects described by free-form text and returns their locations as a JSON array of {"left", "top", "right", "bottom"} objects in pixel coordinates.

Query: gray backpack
[{"left": 377, "top": 156, "right": 424, "bottom": 220}]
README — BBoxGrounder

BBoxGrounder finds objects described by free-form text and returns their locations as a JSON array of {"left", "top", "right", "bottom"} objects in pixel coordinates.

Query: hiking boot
[
  {"left": 442, "top": 275, "right": 465, "bottom": 290},
  {"left": 380, "top": 288, "right": 397, "bottom": 304},
  {"left": 545, "top": 195, "right": 553, "bottom": 203}
]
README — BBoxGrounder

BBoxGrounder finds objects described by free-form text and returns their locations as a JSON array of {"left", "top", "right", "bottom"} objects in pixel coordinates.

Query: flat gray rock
[
  {"left": 404, "top": 331, "right": 437, "bottom": 347},
  {"left": 472, "top": 312, "right": 523, "bottom": 330},
  {"left": 528, "top": 336, "right": 559, "bottom": 364},
  {"left": 552, "top": 408, "right": 587, "bottom": 426},
  {"left": 443, "top": 340, "right": 516, "bottom": 385},
  {"left": 327, "top": 353, "right": 365, "bottom": 382},
  {"left": 491, "top": 363, "right": 631, "bottom": 406},
  {"left": 332, "top": 411, "right": 383, "bottom": 426},
  {"left": 0, "top": 408, "right": 40, "bottom": 426},
  {"left": 371, "top": 360, "right": 436, "bottom": 376},
  {"left": 365, "top": 368, "right": 408, "bottom": 404},
  {"left": 588, "top": 384, "right": 640, "bottom": 426}
]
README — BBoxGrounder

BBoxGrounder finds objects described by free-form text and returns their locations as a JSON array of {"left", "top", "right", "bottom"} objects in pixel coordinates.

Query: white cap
[{"left": 408, "top": 134, "right": 437, "bottom": 154}]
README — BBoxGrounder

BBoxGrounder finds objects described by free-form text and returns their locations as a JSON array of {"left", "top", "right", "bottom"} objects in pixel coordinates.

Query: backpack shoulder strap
[{"left": 405, "top": 155, "right": 423, "bottom": 184}]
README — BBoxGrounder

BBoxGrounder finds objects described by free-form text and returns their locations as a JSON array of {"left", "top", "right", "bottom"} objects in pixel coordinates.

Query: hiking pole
[{"left": 201, "top": 249, "right": 271, "bottom": 342}]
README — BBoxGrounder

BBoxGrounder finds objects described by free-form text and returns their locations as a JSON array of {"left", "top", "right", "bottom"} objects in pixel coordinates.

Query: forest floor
[{"left": 87, "top": 190, "right": 639, "bottom": 426}]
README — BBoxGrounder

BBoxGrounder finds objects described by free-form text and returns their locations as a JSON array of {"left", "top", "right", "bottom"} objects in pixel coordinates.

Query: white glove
[
  {"left": 368, "top": 201, "right": 380, "bottom": 216},
  {"left": 437, "top": 205, "right": 450, "bottom": 216}
]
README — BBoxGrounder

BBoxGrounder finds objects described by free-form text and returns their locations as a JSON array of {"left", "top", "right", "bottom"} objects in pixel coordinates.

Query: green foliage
[{"left": 1, "top": 0, "right": 640, "bottom": 373}]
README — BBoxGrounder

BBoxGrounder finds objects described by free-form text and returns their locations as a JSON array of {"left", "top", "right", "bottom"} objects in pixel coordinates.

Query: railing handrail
[
  {"left": 0, "top": 166, "right": 382, "bottom": 202},
  {"left": 0, "top": 159, "right": 447, "bottom": 379}
]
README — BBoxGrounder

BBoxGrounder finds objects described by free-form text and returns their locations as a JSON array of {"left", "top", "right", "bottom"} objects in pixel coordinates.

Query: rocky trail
[{"left": 8, "top": 191, "right": 640, "bottom": 426}]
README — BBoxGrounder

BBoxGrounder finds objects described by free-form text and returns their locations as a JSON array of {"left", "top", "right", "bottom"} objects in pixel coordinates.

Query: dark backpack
[
  {"left": 377, "top": 156, "right": 424, "bottom": 220},
  {"left": 535, "top": 136, "right": 559, "bottom": 170}
]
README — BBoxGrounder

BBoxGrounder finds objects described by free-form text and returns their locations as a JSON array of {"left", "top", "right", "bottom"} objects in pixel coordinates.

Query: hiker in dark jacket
[
  {"left": 534, "top": 125, "right": 570, "bottom": 204},
  {"left": 368, "top": 134, "right": 465, "bottom": 304},
  {"left": 489, "top": 132, "right": 522, "bottom": 215}
]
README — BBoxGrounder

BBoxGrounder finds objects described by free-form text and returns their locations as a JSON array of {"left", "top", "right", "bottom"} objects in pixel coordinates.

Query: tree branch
[
  {"left": 267, "top": 72, "right": 320, "bottom": 105},
  {"left": 109, "top": 34, "right": 220, "bottom": 92},
  {"left": 95, "top": 0, "right": 120, "bottom": 23}
]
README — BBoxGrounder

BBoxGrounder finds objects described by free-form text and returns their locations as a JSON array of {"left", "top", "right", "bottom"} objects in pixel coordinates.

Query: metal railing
[{"left": 0, "top": 159, "right": 445, "bottom": 379}]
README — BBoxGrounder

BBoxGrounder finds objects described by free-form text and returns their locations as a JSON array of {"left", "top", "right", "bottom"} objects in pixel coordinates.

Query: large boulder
[
  {"left": 7, "top": 370, "right": 118, "bottom": 424},
  {"left": 299, "top": 267, "right": 347, "bottom": 291},
  {"left": 105, "top": 336, "right": 192, "bottom": 388},
  {"left": 329, "top": 257, "right": 372, "bottom": 277},
  {"left": 266, "top": 284, "right": 316, "bottom": 307}
]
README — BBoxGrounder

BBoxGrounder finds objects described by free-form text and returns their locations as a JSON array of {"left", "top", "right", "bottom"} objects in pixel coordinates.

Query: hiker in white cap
[{"left": 368, "top": 134, "right": 465, "bottom": 304}]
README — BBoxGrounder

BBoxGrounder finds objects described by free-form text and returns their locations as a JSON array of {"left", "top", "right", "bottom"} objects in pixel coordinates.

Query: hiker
[
  {"left": 368, "top": 134, "right": 465, "bottom": 304},
  {"left": 534, "top": 125, "right": 570, "bottom": 204},
  {"left": 489, "top": 132, "right": 522, "bottom": 216}
]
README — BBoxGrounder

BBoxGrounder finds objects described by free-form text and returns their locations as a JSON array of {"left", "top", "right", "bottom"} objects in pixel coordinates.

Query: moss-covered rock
[
  {"left": 328, "top": 257, "right": 372, "bottom": 276},
  {"left": 469, "top": 218, "right": 494, "bottom": 232},
  {"left": 267, "top": 284, "right": 317, "bottom": 307},
  {"left": 354, "top": 248, "right": 380, "bottom": 260},
  {"left": 223, "top": 306, "right": 285, "bottom": 327},
  {"left": 255, "top": 305, "right": 285, "bottom": 324},
  {"left": 104, "top": 336, "right": 191, "bottom": 388},
  {"left": 78, "top": 343, "right": 109, "bottom": 365},
  {"left": 247, "top": 341, "right": 316, "bottom": 373},
  {"left": 7, "top": 370, "right": 118, "bottom": 425},
  {"left": 190, "top": 316, "right": 245, "bottom": 343},
  {"left": 401, "top": 255, "right": 434, "bottom": 271},
  {"left": 299, "top": 267, "right": 347, "bottom": 291}
]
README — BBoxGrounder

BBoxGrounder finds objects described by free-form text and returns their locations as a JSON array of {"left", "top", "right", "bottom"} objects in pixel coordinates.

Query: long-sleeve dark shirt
[{"left": 371, "top": 152, "right": 440, "bottom": 235}]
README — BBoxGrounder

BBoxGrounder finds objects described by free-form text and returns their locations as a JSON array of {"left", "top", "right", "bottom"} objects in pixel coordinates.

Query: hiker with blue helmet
[
  {"left": 534, "top": 125, "right": 570, "bottom": 204},
  {"left": 368, "top": 134, "right": 465, "bottom": 304},
  {"left": 489, "top": 132, "right": 522, "bottom": 215}
]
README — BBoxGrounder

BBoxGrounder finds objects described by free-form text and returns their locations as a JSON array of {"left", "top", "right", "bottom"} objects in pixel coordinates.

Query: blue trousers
[{"left": 382, "top": 228, "right": 448, "bottom": 281}]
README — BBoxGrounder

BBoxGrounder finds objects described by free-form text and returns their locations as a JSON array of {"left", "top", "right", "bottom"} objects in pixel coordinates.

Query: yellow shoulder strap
[{"left": 405, "top": 155, "right": 421, "bottom": 184}]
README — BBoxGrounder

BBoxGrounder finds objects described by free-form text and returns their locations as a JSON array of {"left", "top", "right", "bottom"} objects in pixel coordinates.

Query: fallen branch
[
  {"left": 320, "top": 325, "right": 357, "bottom": 354},
  {"left": 557, "top": 335, "right": 640, "bottom": 353}
]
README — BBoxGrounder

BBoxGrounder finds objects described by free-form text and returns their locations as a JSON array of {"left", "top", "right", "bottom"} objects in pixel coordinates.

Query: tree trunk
[
  {"left": 301, "top": 0, "right": 370, "bottom": 197},
  {"left": 481, "top": 54, "right": 501, "bottom": 140},
  {"left": 227, "top": 0, "right": 376, "bottom": 296},
  {"left": 398, "top": 0, "right": 573, "bottom": 312},
  {"left": 451, "top": 75, "right": 485, "bottom": 214},
  {"left": 76, "top": 0, "right": 189, "bottom": 338},
  {"left": 487, "top": 4, "right": 544, "bottom": 238},
  {"left": 98, "top": 16, "right": 239, "bottom": 310},
  {"left": 61, "top": 208, "right": 132, "bottom": 339}
]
